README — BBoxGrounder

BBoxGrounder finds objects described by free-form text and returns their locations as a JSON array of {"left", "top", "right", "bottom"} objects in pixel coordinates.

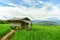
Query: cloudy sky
[{"left": 0, "top": 0, "right": 60, "bottom": 20}]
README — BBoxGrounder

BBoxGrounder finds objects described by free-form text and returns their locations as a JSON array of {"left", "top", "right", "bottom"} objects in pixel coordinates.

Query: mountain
[
  {"left": 32, "top": 20, "right": 60, "bottom": 24},
  {"left": 52, "top": 20, "right": 60, "bottom": 24},
  {"left": 32, "top": 20, "right": 44, "bottom": 24}
]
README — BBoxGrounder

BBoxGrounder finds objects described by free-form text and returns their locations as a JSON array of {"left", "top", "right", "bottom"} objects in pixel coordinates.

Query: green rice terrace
[
  {"left": 0, "top": 24, "right": 10, "bottom": 38},
  {"left": 0, "top": 24, "right": 60, "bottom": 40}
]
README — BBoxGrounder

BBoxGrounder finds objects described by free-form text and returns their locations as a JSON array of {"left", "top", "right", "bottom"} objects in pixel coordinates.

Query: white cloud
[
  {"left": 38, "top": 1, "right": 44, "bottom": 4},
  {"left": 18, "top": 2, "right": 60, "bottom": 20},
  {"left": 24, "top": 0, "right": 44, "bottom": 4},
  {"left": 23, "top": 0, "right": 31, "bottom": 2},
  {"left": 0, "top": 1, "right": 60, "bottom": 20}
]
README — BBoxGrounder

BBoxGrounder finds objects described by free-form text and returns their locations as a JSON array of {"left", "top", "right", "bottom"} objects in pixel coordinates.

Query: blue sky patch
[
  {"left": 0, "top": 2, "right": 15, "bottom": 7},
  {"left": 0, "top": 0, "right": 60, "bottom": 8}
]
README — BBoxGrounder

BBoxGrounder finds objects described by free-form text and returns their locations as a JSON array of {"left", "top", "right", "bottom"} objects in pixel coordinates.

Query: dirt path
[{"left": 1, "top": 30, "right": 15, "bottom": 40}]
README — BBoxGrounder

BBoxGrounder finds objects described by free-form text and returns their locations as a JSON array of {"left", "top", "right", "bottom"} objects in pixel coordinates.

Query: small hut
[{"left": 8, "top": 17, "right": 32, "bottom": 30}]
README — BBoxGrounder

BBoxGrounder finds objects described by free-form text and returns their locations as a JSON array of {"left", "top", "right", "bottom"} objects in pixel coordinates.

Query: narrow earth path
[{"left": 1, "top": 30, "right": 15, "bottom": 40}]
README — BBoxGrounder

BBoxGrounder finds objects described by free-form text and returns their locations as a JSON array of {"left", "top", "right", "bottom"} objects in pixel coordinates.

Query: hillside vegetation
[{"left": 11, "top": 24, "right": 60, "bottom": 40}]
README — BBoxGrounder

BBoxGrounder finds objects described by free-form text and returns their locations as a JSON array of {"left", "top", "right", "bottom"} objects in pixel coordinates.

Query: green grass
[
  {"left": 11, "top": 24, "right": 60, "bottom": 40},
  {"left": 0, "top": 24, "right": 10, "bottom": 38}
]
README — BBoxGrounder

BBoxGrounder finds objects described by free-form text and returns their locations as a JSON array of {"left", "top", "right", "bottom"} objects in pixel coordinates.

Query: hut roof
[{"left": 8, "top": 17, "right": 31, "bottom": 23}]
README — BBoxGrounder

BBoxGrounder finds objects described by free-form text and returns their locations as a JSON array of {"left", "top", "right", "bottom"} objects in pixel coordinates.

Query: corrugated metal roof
[{"left": 8, "top": 17, "right": 31, "bottom": 21}]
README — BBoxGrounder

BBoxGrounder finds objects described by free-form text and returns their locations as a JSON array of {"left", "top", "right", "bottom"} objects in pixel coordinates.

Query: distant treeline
[
  {"left": 32, "top": 21, "right": 58, "bottom": 26},
  {"left": 0, "top": 20, "right": 9, "bottom": 24}
]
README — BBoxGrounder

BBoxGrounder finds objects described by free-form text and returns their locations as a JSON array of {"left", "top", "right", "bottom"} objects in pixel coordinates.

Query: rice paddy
[{"left": 11, "top": 24, "right": 60, "bottom": 40}]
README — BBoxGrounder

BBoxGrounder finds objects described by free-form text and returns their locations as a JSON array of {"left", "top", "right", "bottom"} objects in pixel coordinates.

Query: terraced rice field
[
  {"left": 11, "top": 24, "right": 60, "bottom": 40},
  {"left": 0, "top": 24, "right": 60, "bottom": 40},
  {"left": 0, "top": 24, "right": 10, "bottom": 38}
]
